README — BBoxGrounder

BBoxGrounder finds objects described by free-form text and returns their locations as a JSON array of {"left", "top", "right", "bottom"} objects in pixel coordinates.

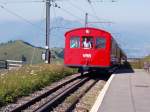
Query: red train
[{"left": 64, "top": 27, "right": 127, "bottom": 73}]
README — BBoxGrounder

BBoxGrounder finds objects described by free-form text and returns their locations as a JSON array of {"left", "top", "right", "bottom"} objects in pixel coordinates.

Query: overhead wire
[
  {"left": 52, "top": 4, "right": 56, "bottom": 20},
  {"left": 66, "top": 0, "right": 112, "bottom": 27},
  {"left": 59, "top": 7, "right": 84, "bottom": 23},
  {"left": 87, "top": 0, "right": 114, "bottom": 29},
  {"left": 51, "top": 0, "right": 86, "bottom": 24},
  {"left": 87, "top": 0, "right": 102, "bottom": 21},
  {"left": 0, "top": 0, "right": 86, "bottom": 64},
  {"left": 51, "top": 7, "right": 74, "bottom": 30},
  {"left": 91, "top": 0, "right": 117, "bottom": 3},
  {"left": 56, "top": 8, "right": 84, "bottom": 25},
  {"left": 30, "top": 3, "right": 46, "bottom": 65},
  {"left": 0, "top": 0, "right": 44, "bottom": 4},
  {"left": 66, "top": 0, "right": 98, "bottom": 22},
  {"left": 50, "top": 5, "right": 64, "bottom": 31},
  {"left": 39, "top": 2, "right": 46, "bottom": 30},
  {"left": 0, "top": 4, "right": 45, "bottom": 35},
  {"left": 0, "top": 4, "right": 45, "bottom": 64},
  {"left": 0, "top": 1, "right": 5, "bottom": 4}
]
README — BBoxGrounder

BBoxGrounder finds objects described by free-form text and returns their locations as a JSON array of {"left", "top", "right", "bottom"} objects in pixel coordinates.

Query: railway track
[
  {"left": 3, "top": 72, "right": 109, "bottom": 112},
  {"left": 9, "top": 74, "right": 87, "bottom": 112},
  {"left": 34, "top": 77, "right": 90, "bottom": 112}
]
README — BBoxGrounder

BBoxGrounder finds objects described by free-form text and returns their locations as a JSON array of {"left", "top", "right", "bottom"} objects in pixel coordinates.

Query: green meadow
[{"left": 0, "top": 64, "right": 77, "bottom": 107}]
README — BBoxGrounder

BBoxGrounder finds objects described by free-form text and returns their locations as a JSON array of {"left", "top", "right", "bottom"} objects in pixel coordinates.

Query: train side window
[
  {"left": 96, "top": 37, "right": 106, "bottom": 49},
  {"left": 70, "top": 36, "right": 80, "bottom": 48}
]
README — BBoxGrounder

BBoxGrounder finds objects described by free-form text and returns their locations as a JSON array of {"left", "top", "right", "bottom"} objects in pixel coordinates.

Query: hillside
[
  {"left": 0, "top": 40, "right": 64, "bottom": 64},
  {"left": 143, "top": 55, "right": 150, "bottom": 62}
]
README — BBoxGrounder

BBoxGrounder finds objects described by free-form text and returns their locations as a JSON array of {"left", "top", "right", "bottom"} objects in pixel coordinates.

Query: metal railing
[
  {"left": 0, "top": 60, "right": 24, "bottom": 69},
  {"left": 0, "top": 60, "right": 7, "bottom": 69},
  {"left": 6, "top": 60, "right": 23, "bottom": 69}
]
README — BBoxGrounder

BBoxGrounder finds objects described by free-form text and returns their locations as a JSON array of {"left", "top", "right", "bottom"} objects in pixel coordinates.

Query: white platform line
[{"left": 90, "top": 74, "right": 115, "bottom": 112}]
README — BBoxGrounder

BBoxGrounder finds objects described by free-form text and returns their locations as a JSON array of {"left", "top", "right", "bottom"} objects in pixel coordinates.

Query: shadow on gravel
[
  {"left": 84, "top": 71, "right": 111, "bottom": 81},
  {"left": 82, "top": 62, "right": 135, "bottom": 80},
  {"left": 115, "top": 62, "right": 135, "bottom": 74}
]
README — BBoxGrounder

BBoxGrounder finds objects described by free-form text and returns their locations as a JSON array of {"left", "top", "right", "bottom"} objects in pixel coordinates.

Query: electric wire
[
  {"left": 0, "top": 5, "right": 44, "bottom": 35},
  {"left": 0, "top": 4, "right": 45, "bottom": 64},
  {"left": 30, "top": 5, "right": 46, "bottom": 65},
  {"left": 87, "top": 1, "right": 101, "bottom": 22},
  {"left": 86, "top": 0, "right": 114, "bottom": 27},
  {"left": 51, "top": 6, "right": 72, "bottom": 30},
  {"left": 57, "top": 6, "right": 84, "bottom": 24},
  {"left": 87, "top": 0, "right": 117, "bottom": 3},
  {"left": 66, "top": 0, "right": 113, "bottom": 27},
  {"left": 0, "top": 0, "right": 45, "bottom": 4},
  {"left": 52, "top": 5, "right": 56, "bottom": 20},
  {"left": 67, "top": 0, "right": 98, "bottom": 21}
]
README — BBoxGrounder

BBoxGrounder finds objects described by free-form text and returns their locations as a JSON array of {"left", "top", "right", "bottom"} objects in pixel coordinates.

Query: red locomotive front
[{"left": 64, "top": 27, "right": 112, "bottom": 69}]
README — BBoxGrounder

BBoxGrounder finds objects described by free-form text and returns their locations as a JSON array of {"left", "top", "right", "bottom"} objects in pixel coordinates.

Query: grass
[
  {"left": 0, "top": 64, "right": 77, "bottom": 107},
  {"left": 129, "top": 61, "right": 143, "bottom": 69},
  {"left": 129, "top": 57, "right": 150, "bottom": 69},
  {"left": 128, "top": 55, "right": 150, "bottom": 69}
]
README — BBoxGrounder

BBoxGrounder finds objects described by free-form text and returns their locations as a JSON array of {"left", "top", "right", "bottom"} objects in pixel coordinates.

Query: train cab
[{"left": 64, "top": 27, "right": 112, "bottom": 70}]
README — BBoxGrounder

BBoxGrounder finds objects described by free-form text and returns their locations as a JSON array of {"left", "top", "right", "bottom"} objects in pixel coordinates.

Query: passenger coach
[{"left": 64, "top": 27, "right": 127, "bottom": 73}]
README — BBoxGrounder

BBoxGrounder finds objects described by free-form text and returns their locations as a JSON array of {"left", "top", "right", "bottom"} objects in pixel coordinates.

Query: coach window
[
  {"left": 70, "top": 36, "right": 80, "bottom": 48},
  {"left": 96, "top": 37, "right": 106, "bottom": 49}
]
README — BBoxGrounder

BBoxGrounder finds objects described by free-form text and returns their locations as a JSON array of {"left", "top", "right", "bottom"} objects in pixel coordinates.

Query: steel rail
[
  {"left": 34, "top": 77, "right": 89, "bottom": 112},
  {"left": 11, "top": 74, "right": 83, "bottom": 112},
  {"left": 66, "top": 80, "right": 99, "bottom": 112}
]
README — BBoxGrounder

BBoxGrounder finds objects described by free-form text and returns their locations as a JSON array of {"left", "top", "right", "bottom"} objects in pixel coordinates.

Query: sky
[
  {"left": 0, "top": 0, "right": 150, "bottom": 23},
  {"left": 0, "top": 0, "right": 150, "bottom": 57}
]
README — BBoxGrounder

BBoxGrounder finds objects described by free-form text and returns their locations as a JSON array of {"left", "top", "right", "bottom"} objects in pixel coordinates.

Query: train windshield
[
  {"left": 82, "top": 36, "right": 93, "bottom": 49},
  {"left": 70, "top": 36, "right": 80, "bottom": 48},
  {"left": 96, "top": 37, "right": 106, "bottom": 49}
]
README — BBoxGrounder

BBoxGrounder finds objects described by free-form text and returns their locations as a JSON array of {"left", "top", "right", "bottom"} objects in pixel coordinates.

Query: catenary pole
[
  {"left": 45, "top": 0, "right": 51, "bottom": 64},
  {"left": 85, "top": 13, "right": 88, "bottom": 27}
]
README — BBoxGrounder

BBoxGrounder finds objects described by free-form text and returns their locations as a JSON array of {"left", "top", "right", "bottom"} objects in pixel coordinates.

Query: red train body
[{"left": 64, "top": 27, "right": 126, "bottom": 72}]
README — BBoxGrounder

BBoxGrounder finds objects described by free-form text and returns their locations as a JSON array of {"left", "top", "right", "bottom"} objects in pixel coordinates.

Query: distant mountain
[
  {"left": 0, "top": 17, "right": 150, "bottom": 58},
  {"left": 0, "top": 40, "right": 64, "bottom": 64}
]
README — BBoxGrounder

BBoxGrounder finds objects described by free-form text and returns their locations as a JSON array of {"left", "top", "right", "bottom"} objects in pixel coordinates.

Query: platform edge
[{"left": 90, "top": 74, "right": 115, "bottom": 112}]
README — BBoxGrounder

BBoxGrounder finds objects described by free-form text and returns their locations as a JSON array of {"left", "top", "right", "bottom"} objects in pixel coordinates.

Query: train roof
[{"left": 65, "top": 27, "right": 111, "bottom": 36}]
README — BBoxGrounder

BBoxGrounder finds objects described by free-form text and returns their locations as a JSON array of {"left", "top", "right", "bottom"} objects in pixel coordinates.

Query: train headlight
[{"left": 85, "top": 29, "right": 90, "bottom": 34}]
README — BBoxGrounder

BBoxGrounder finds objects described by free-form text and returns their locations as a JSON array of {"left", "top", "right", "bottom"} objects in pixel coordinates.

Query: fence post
[{"left": 5, "top": 61, "right": 8, "bottom": 69}]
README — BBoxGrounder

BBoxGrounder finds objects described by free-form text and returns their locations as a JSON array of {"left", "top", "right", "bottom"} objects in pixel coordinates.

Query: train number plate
[{"left": 82, "top": 54, "right": 91, "bottom": 58}]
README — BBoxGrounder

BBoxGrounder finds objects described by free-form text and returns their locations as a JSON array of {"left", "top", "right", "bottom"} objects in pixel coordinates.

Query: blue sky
[
  {"left": 0, "top": 0, "right": 150, "bottom": 23},
  {"left": 0, "top": 0, "right": 150, "bottom": 57}
]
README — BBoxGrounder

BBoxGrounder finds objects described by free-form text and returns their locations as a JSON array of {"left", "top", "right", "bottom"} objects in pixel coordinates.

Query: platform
[{"left": 91, "top": 69, "right": 150, "bottom": 112}]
